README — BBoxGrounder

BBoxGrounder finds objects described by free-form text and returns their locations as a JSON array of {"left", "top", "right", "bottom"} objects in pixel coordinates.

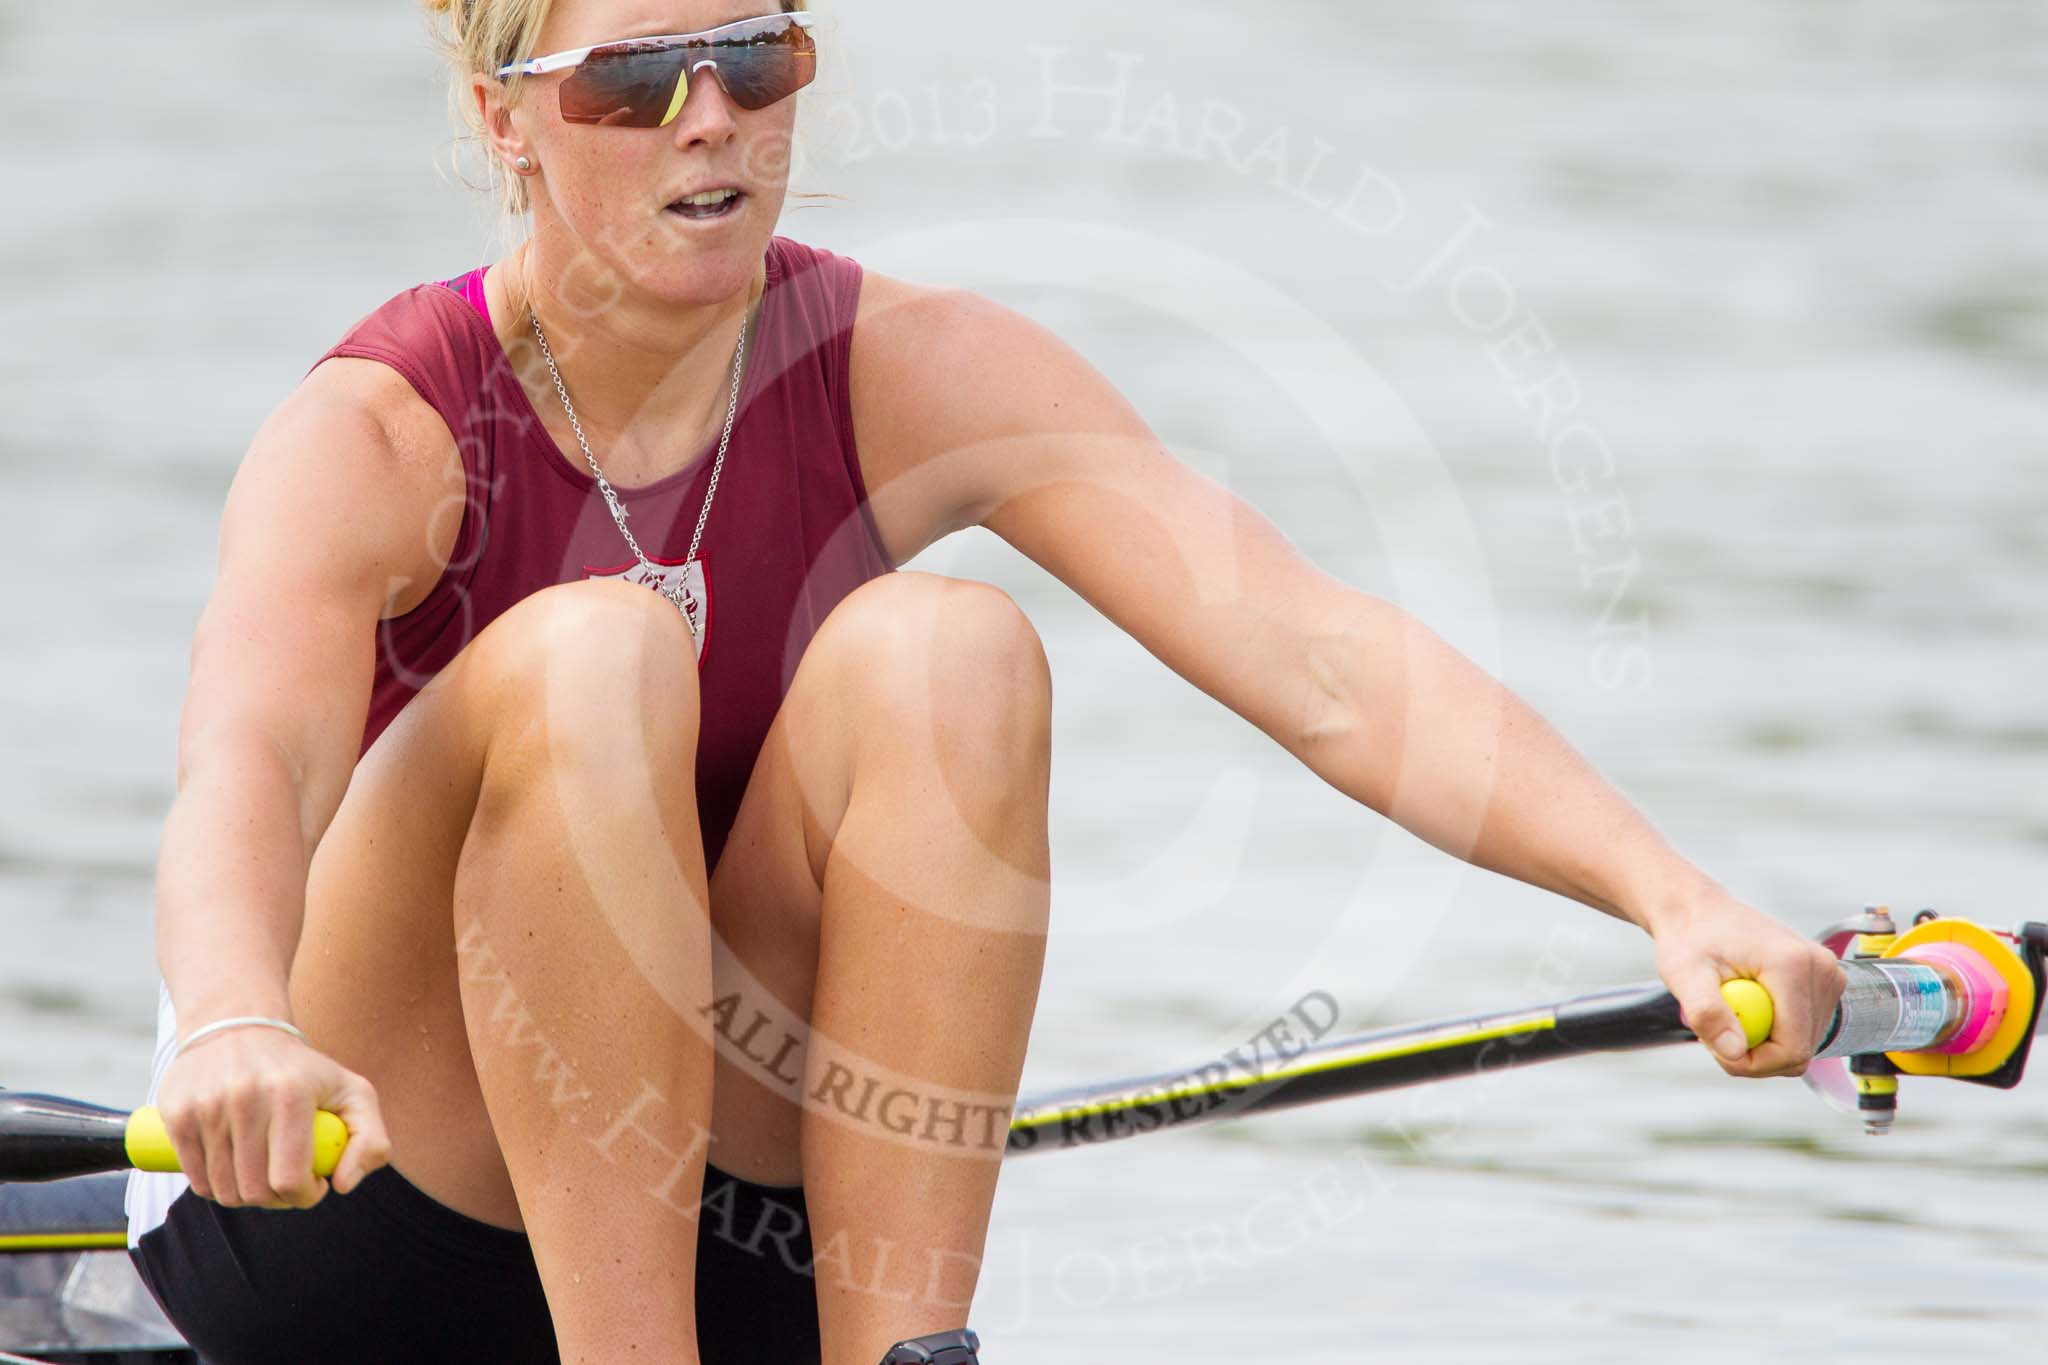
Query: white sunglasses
[{"left": 498, "top": 13, "right": 818, "bottom": 126}]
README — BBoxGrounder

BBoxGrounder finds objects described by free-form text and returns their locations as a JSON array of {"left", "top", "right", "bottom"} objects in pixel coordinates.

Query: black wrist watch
[{"left": 879, "top": 1328, "right": 981, "bottom": 1364}]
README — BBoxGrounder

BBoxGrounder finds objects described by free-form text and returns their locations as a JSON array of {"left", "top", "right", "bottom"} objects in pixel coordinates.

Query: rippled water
[{"left": 2, "top": 1, "right": 2044, "bottom": 1359}]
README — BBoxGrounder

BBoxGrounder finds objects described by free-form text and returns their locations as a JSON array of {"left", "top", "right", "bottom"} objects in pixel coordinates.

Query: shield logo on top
[{"left": 583, "top": 554, "right": 711, "bottom": 664}]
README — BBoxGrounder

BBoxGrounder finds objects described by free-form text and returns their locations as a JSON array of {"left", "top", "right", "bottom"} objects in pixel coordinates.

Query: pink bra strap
[{"left": 442, "top": 267, "right": 492, "bottom": 326}]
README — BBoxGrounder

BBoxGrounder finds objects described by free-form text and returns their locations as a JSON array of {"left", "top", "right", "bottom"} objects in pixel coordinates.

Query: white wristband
[{"left": 175, "top": 1015, "right": 310, "bottom": 1057}]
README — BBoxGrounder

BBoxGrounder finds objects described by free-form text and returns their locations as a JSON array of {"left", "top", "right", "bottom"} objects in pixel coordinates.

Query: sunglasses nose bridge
[{"left": 659, "top": 57, "right": 738, "bottom": 127}]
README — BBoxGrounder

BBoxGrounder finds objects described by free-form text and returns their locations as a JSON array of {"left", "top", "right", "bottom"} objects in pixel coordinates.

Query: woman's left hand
[{"left": 1648, "top": 890, "right": 1846, "bottom": 1077}]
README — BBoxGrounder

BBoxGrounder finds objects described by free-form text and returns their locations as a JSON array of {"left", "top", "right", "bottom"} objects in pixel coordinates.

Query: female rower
[{"left": 127, "top": 2, "right": 1845, "bottom": 1362}]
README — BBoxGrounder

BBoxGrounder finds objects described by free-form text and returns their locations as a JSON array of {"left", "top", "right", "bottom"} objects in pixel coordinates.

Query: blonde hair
[{"left": 423, "top": 0, "right": 810, "bottom": 218}]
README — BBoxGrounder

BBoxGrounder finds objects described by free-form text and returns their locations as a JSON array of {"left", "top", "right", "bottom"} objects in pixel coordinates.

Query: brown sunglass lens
[
  {"left": 714, "top": 29, "right": 817, "bottom": 111},
  {"left": 559, "top": 46, "right": 686, "bottom": 127}
]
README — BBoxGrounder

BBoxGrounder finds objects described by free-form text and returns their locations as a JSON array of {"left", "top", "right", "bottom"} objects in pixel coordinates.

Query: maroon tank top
[{"left": 315, "top": 236, "right": 892, "bottom": 871}]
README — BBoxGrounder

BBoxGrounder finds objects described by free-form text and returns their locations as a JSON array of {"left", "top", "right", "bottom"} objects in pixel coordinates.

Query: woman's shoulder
[
  {"left": 320, "top": 276, "right": 467, "bottom": 341},
  {"left": 222, "top": 349, "right": 464, "bottom": 621},
  {"left": 315, "top": 278, "right": 497, "bottom": 400},
  {"left": 268, "top": 281, "right": 476, "bottom": 556},
  {"left": 848, "top": 268, "right": 1075, "bottom": 419},
  {"left": 768, "top": 233, "right": 860, "bottom": 283},
  {"left": 843, "top": 262, "right": 1117, "bottom": 557},
  {"left": 297, "top": 351, "right": 461, "bottom": 477},
  {"left": 296, "top": 276, "right": 499, "bottom": 484},
  {"left": 764, "top": 235, "right": 866, "bottom": 349}
]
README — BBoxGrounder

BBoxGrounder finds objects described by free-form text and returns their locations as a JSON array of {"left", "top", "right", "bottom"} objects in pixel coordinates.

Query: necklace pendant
[{"left": 661, "top": 578, "right": 700, "bottom": 636}]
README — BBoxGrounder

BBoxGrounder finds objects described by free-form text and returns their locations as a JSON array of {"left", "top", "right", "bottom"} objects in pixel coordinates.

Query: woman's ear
[{"left": 475, "top": 74, "right": 534, "bottom": 175}]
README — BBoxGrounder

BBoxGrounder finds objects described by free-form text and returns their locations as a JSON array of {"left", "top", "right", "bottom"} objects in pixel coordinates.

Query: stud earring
[{"left": 514, "top": 155, "right": 534, "bottom": 174}]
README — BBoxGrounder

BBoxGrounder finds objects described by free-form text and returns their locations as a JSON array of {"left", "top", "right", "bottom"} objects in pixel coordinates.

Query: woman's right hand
[{"left": 154, "top": 1025, "right": 392, "bottom": 1209}]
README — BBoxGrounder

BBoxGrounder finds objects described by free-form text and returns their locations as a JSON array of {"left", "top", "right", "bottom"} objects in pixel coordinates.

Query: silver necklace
[{"left": 529, "top": 307, "right": 747, "bottom": 640}]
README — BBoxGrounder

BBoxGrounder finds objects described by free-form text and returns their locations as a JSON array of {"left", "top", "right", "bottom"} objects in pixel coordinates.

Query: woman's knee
[
  {"left": 464, "top": 579, "right": 704, "bottom": 778},
  {"left": 815, "top": 572, "right": 1052, "bottom": 777}
]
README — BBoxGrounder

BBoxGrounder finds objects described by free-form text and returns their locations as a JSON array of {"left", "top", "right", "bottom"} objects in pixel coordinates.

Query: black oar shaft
[
  {"left": 0, "top": 1093, "right": 132, "bottom": 1182},
  {"left": 1007, "top": 982, "right": 1700, "bottom": 1156}
]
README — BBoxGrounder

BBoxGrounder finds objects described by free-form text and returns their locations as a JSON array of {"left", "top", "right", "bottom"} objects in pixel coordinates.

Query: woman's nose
[{"left": 665, "top": 60, "right": 740, "bottom": 146}]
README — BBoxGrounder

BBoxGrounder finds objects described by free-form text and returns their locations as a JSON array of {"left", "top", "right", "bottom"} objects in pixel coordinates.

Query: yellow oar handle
[
  {"left": 125, "top": 1106, "right": 349, "bottom": 1179},
  {"left": 1719, "top": 978, "right": 1775, "bottom": 1052}
]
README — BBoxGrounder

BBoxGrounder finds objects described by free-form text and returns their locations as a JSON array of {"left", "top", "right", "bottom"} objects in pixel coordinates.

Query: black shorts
[{"left": 131, "top": 1163, "right": 820, "bottom": 1364}]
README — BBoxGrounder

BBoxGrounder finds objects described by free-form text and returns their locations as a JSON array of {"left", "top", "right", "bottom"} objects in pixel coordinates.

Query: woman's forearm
[
  {"left": 1298, "top": 598, "right": 1710, "bottom": 933},
  {"left": 155, "top": 726, "right": 316, "bottom": 1027}
]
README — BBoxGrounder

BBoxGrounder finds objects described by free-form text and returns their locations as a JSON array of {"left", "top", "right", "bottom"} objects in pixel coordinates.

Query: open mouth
[{"left": 666, "top": 188, "right": 745, "bottom": 221}]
